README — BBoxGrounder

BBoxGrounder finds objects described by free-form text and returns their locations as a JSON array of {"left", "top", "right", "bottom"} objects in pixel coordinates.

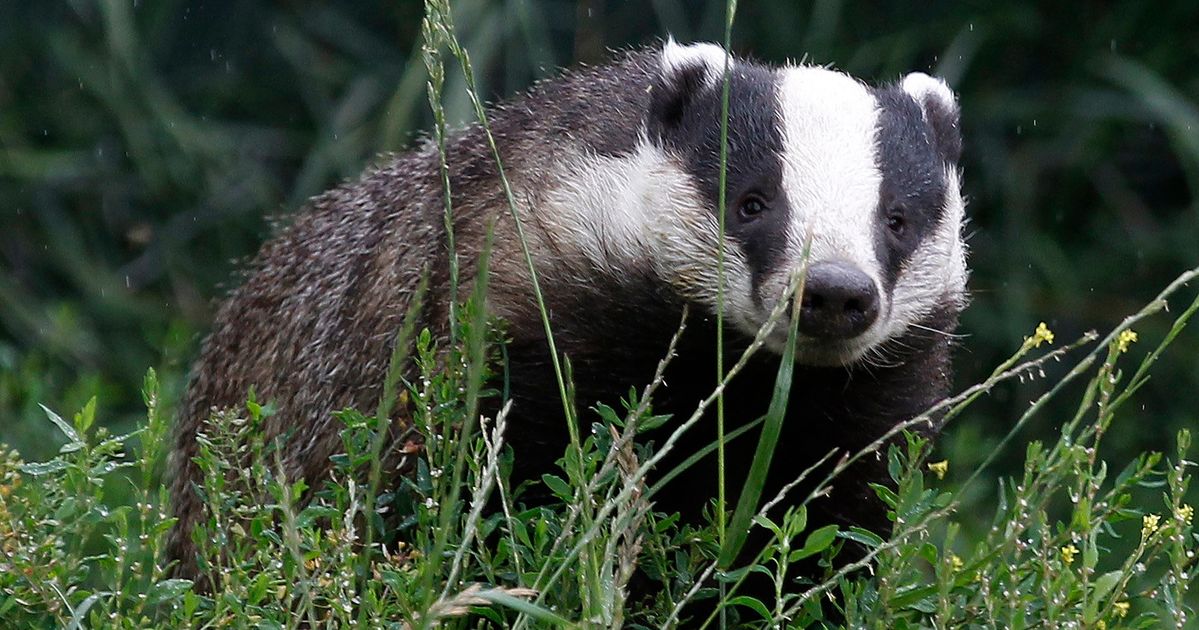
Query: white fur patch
[
  {"left": 539, "top": 143, "right": 670, "bottom": 268},
  {"left": 661, "top": 38, "right": 730, "bottom": 85},
  {"left": 901, "top": 72, "right": 956, "bottom": 117},
  {"left": 539, "top": 139, "right": 758, "bottom": 333}
]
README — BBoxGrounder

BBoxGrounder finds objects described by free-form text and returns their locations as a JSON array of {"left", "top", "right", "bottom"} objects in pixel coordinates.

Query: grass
[{"left": 2, "top": 268, "right": 1197, "bottom": 627}]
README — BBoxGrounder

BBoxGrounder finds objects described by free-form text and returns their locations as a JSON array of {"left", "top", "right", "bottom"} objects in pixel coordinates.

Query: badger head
[{"left": 635, "top": 41, "right": 967, "bottom": 367}]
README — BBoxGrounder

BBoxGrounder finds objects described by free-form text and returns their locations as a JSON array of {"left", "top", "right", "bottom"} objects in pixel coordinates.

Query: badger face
[{"left": 641, "top": 41, "right": 967, "bottom": 367}]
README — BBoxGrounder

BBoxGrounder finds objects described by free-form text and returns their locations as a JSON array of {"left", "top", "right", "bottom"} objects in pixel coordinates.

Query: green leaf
[
  {"left": 20, "top": 459, "right": 69, "bottom": 476},
  {"left": 40, "top": 403, "right": 83, "bottom": 448},
  {"left": 74, "top": 396, "right": 96, "bottom": 434},
  {"left": 890, "top": 584, "right": 938, "bottom": 610},
  {"left": 839, "top": 526, "right": 884, "bottom": 549},
  {"left": 471, "top": 589, "right": 572, "bottom": 625},
  {"left": 593, "top": 401, "right": 622, "bottom": 426},
  {"left": 639, "top": 412, "right": 673, "bottom": 432},
  {"left": 1085, "top": 571, "right": 1124, "bottom": 622},
  {"left": 887, "top": 446, "right": 903, "bottom": 482},
  {"left": 870, "top": 483, "right": 899, "bottom": 508},
  {"left": 791, "top": 524, "right": 839, "bottom": 561},
  {"left": 65, "top": 592, "right": 108, "bottom": 630},
  {"left": 141, "top": 367, "right": 159, "bottom": 407},
  {"left": 296, "top": 505, "right": 340, "bottom": 529},
  {"left": 784, "top": 505, "right": 808, "bottom": 539},
  {"left": 727, "top": 595, "right": 773, "bottom": 622},
  {"left": 1084, "top": 531, "right": 1100, "bottom": 570},
  {"left": 752, "top": 514, "right": 784, "bottom": 540},
  {"left": 540, "top": 474, "right": 572, "bottom": 501}
]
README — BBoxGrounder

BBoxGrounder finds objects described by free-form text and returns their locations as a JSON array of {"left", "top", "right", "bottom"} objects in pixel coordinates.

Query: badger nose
[{"left": 798, "top": 261, "right": 880, "bottom": 339}]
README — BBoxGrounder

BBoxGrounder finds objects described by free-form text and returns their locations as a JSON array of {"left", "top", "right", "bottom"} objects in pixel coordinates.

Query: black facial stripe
[
  {"left": 647, "top": 60, "right": 788, "bottom": 299},
  {"left": 871, "top": 86, "right": 951, "bottom": 292}
]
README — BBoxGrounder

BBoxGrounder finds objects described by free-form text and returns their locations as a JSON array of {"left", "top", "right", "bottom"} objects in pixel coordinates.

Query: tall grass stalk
[
  {"left": 720, "top": 253, "right": 809, "bottom": 568},
  {"left": 714, "top": 6, "right": 741, "bottom": 626},
  {"left": 357, "top": 270, "right": 427, "bottom": 626},
  {"left": 714, "top": 0, "right": 740, "bottom": 557},
  {"left": 421, "top": 0, "right": 604, "bottom": 619},
  {"left": 419, "top": 220, "right": 494, "bottom": 624}
]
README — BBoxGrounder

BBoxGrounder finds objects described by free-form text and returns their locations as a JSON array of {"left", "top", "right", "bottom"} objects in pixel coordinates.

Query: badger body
[{"left": 169, "top": 42, "right": 967, "bottom": 575}]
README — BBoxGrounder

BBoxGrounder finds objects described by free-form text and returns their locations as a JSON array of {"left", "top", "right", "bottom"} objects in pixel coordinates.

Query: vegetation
[
  {"left": 2, "top": 273, "right": 1198, "bottom": 627},
  {"left": 2, "top": 0, "right": 1198, "bottom": 627}
]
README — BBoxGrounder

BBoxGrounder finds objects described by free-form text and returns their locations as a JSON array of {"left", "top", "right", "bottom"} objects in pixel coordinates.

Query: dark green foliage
[{"left": 1, "top": 282, "right": 1197, "bottom": 627}]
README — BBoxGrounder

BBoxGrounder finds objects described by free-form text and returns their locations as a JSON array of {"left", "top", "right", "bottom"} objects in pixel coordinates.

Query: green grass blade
[
  {"left": 473, "top": 589, "right": 576, "bottom": 626},
  {"left": 646, "top": 417, "right": 764, "bottom": 500},
  {"left": 718, "top": 273, "right": 803, "bottom": 569}
]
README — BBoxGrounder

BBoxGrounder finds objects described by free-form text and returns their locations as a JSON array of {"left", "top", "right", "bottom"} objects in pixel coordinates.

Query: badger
[{"left": 167, "top": 41, "right": 967, "bottom": 579}]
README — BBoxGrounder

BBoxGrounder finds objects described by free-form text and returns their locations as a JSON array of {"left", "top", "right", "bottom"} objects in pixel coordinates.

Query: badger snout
[{"left": 798, "top": 261, "right": 880, "bottom": 339}]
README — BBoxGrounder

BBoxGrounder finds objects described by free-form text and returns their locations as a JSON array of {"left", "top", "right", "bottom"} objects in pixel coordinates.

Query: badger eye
[
  {"left": 886, "top": 210, "right": 906, "bottom": 236},
  {"left": 737, "top": 195, "right": 768, "bottom": 222}
]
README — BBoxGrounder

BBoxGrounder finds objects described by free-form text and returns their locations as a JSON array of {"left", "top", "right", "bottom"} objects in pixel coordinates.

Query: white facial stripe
[{"left": 776, "top": 66, "right": 885, "bottom": 292}]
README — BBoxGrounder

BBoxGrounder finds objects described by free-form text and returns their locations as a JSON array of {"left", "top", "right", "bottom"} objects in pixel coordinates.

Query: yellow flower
[
  {"left": 1178, "top": 504, "right": 1193, "bottom": 526},
  {"left": 928, "top": 460, "right": 949, "bottom": 480},
  {"left": 1142, "top": 513, "right": 1161, "bottom": 538},
  {"left": 949, "top": 554, "right": 964, "bottom": 571},
  {"left": 1027, "top": 322, "right": 1055, "bottom": 348},
  {"left": 1097, "top": 621, "right": 1107, "bottom": 630},
  {"left": 1060, "top": 544, "right": 1078, "bottom": 565},
  {"left": 1113, "top": 601, "right": 1130, "bottom": 618},
  {"left": 1116, "top": 329, "right": 1138, "bottom": 353}
]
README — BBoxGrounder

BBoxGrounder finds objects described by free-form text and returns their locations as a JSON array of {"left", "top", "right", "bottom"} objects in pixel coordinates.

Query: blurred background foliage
[{"left": 2, "top": 0, "right": 1197, "bottom": 536}]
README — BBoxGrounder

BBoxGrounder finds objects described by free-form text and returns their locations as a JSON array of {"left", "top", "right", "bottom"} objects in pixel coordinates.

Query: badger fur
[{"left": 168, "top": 41, "right": 967, "bottom": 578}]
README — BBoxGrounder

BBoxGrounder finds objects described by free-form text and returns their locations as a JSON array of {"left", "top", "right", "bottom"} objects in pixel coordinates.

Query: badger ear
[
  {"left": 649, "top": 40, "right": 728, "bottom": 135},
  {"left": 901, "top": 72, "right": 962, "bottom": 164}
]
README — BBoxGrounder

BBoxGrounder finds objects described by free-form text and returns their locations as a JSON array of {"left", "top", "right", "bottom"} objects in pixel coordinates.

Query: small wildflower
[
  {"left": 949, "top": 554, "right": 964, "bottom": 571},
  {"left": 1113, "top": 601, "right": 1130, "bottom": 618},
  {"left": 1096, "top": 621, "right": 1107, "bottom": 630},
  {"left": 1178, "top": 504, "right": 1194, "bottom": 526},
  {"left": 1024, "top": 321, "right": 1055, "bottom": 348},
  {"left": 1060, "top": 544, "right": 1078, "bottom": 565},
  {"left": 1142, "top": 513, "right": 1161, "bottom": 539},
  {"left": 928, "top": 460, "right": 949, "bottom": 480},
  {"left": 1116, "top": 329, "right": 1138, "bottom": 353}
]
